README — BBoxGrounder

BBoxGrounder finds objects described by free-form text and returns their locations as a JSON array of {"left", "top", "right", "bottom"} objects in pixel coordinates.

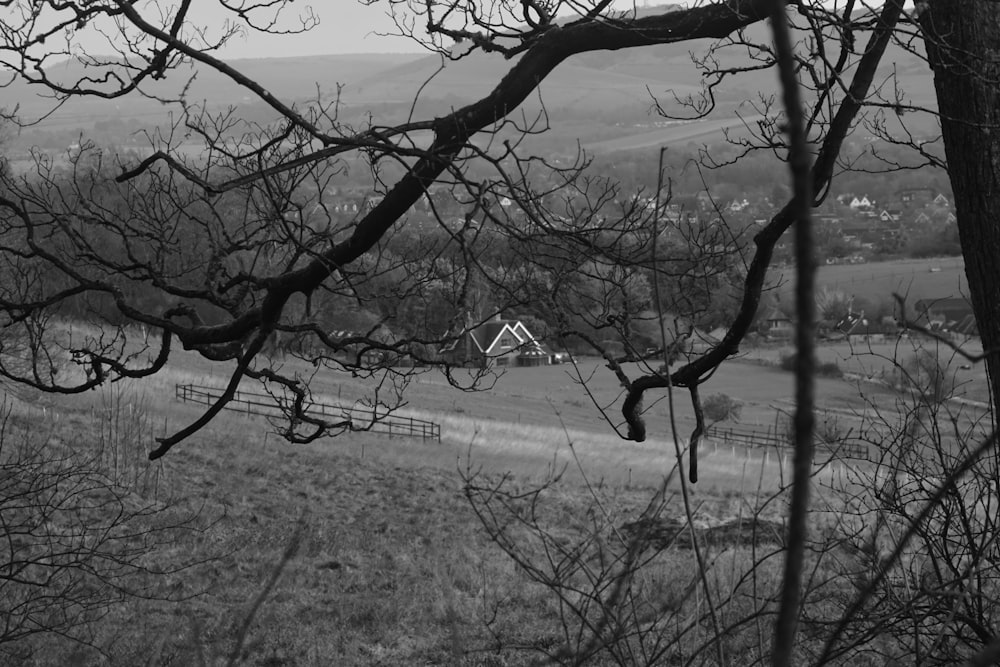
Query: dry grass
[
  {"left": 776, "top": 256, "right": 968, "bottom": 305},
  {"left": 2, "top": 347, "right": 886, "bottom": 665}
]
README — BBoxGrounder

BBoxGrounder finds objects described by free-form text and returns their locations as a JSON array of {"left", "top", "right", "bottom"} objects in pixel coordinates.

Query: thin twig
[{"left": 651, "top": 146, "right": 726, "bottom": 666}]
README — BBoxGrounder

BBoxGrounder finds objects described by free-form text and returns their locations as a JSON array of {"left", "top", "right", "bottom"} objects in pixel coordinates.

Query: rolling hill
[
  {"left": 2, "top": 5, "right": 941, "bottom": 155},
  {"left": 1, "top": 53, "right": 420, "bottom": 132}
]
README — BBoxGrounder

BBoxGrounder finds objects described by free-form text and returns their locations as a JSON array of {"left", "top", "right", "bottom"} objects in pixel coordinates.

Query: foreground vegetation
[
  {"left": 4, "top": 334, "right": 994, "bottom": 665},
  {"left": 4, "top": 1, "right": 1000, "bottom": 664}
]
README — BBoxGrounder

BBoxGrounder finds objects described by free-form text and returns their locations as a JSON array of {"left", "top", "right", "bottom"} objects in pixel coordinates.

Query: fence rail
[
  {"left": 705, "top": 425, "right": 870, "bottom": 461},
  {"left": 175, "top": 384, "right": 441, "bottom": 442}
]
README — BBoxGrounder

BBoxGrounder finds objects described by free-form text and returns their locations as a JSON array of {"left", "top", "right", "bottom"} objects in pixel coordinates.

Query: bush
[
  {"left": 779, "top": 353, "right": 842, "bottom": 378},
  {"left": 0, "top": 391, "right": 210, "bottom": 660},
  {"left": 817, "top": 361, "right": 843, "bottom": 378},
  {"left": 896, "top": 348, "right": 952, "bottom": 403},
  {"left": 702, "top": 393, "right": 742, "bottom": 426},
  {"left": 779, "top": 352, "right": 796, "bottom": 372}
]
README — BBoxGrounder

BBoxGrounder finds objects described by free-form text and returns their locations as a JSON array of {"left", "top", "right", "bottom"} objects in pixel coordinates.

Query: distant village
[
  {"left": 21, "top": 133, "right": 967, "bottom": 370},
  {"left": 324, "top": 293, "right": 976, "bottom": 372},
  {"left": 760, "top": 296, "right": 975, "bottom": 344},
  {"left": 307, "top": 181, "right": 958, "bottom": 268},
  {"left": 293, "top": 181, "right": 965, "bottom": 369}
]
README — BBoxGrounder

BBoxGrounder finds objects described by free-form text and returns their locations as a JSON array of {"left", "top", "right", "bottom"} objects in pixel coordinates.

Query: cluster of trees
[{"left": 2, "top": 0, "right": 1000, "bottom": 663}]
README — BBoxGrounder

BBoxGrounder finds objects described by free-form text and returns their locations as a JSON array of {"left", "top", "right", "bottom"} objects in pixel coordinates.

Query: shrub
[
  {"left": 779, "top": 352, "right": 796, "bottom": 371},
  {"left": 702, "top": 393, "right": 743, "bottom": 426},
  {"left": 817, "top": 361, "right": 843, "bottom": 378},
  {"left": 779, "top": 353, "right": 842, "bottom": 378}
]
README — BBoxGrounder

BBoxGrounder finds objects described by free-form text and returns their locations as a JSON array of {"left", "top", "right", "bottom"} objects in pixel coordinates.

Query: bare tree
[
  {"left": 3, "top": 0, "right": 1000, "bottom": 664},
  {"left": 0, "top": 0, "right": 797, "bottom": 457},
  {"left": 918, "top": 1, "right": 1000, "bottom": 411}
]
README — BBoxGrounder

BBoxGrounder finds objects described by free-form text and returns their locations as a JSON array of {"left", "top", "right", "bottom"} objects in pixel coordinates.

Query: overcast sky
[
  {"left": 215, "top": 3, "right": 417, "bottom": 59},
  {"left": 48, "top": 1, "right": 663, "bottom": 61},
  {"left": 181, "top": 1, "right": 656, "bottom": 59}
]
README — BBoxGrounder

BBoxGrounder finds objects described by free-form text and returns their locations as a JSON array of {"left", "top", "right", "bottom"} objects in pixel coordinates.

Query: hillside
[
  {"left": 2, "top": 6, "right": 940, "bottom": 155},
  {"left": 341, "top": 45, "right": 705, "bottom": 115},
  {"left": 2, "top": 53, "right": 420, "bottom": 132}
]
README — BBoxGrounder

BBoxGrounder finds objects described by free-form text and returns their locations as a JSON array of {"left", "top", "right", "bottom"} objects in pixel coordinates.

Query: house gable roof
[
  {"left": 441, "top": 318, "right": 541, "bottom": 355},
  {"left": 952, "top": 314, "right": 979, "bottom": 336},
  {"left": 915, "top": 297, "right": 973, "bottom": 318},
  {"left": 765, "top": 308, "right": 791, "bottom": 323},
  {"left": 474, "top": 321, "right": 526, "bottom": 354}
]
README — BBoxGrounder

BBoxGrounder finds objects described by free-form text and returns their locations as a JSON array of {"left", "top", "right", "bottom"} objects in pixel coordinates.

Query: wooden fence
[
  {"left": 705, "top": 425, "right": 871, "bottom": 461},
  {"left": 175, "top": 384, "right": 441, "bottom": 442}
]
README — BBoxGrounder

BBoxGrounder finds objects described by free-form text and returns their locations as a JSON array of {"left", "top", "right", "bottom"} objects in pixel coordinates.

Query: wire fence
[
  {"left": 175, "top": 384, "right": 441, "bottom": 442},
  {"left": 705, "top": 425, "right": 871, "bottom": 461}
]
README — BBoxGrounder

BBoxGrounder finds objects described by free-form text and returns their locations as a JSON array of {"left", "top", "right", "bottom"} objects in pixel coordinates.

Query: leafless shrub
[
  {"left": 702, "top": 393, "right": 742, "bottom": 428},
  {"left": 813, "top": 359, "right": 1000, "bottom": 664},
  {"left": 0, "top": 396, "right": 210, "bottom": 661},
  {"left": 92, "top": 380, "right": 163, "bottom": 495}
]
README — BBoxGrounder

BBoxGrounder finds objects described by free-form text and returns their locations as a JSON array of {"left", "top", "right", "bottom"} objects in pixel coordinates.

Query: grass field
[
  {"left": 775, "top": 256, "right": 968, "bottom": 306},
  {"left": 5, "top": 338, "right": 979, "bottom": 664},
  {"left": 581, "top": 115, "right": 766, "bottom": 154}
]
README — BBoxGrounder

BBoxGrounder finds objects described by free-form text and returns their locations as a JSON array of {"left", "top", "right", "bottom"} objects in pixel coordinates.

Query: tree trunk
[{"left": 922, "top": 0, "right": 1000, "bottom": 408}]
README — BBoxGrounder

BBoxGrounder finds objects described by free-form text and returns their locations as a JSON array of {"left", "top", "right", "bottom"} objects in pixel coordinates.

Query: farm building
[
  {"left": 328, "top": 326, "right": 397, "bottom": 366},
  {"left": 833, "top": 313, "right": 899, "bottom": 343},
  {"left": 897, "top": 187, "right": 936, "bottom": 206},
  {"left": 951, "top": 314, "right": 979, "bottom": 338},
  {"left": 762, "top": 308, "right": 794, "bottom": 340},
  {"left": 689, "top": 327, "right": 723, "bottom": 353},
  {"left": 440, "top": 316, "right": 550, "bottom": 367},
  {"left": 913, "top": 297, "right": 977, "bottom": 336},
  {"left": 849, "top": 195, "right": 874, "bottom": 210}
]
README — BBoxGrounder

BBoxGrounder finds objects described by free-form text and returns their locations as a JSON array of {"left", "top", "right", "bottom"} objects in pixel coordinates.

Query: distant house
[
  {"left": 708, "top": 326, "right": 728, "bottom": 343},
  {"left": 695, "top": 191, "right": 714, "bottom": 209},
  {"left": 328, "top": 326, "right": 396, "bottom": 366},
  {"left": 850, "top": 320, "right": 897, "bottom": 343},
  {"left": 879, "top": 209, "right": 902, "bottom": 223},
  {"left": 440, "top": 315, "right": 549, "bottom": 367},
  {"left": 913, "top": 297, "right": 975, "bottom": 334},
  {"left": 689, "top": 327, "right": 722, "bottom": 353},
  {"left": 933, "top": 193, "right": 951, "bottom": 208},
  {"left": 834, "top": 312, "right": 898, "bottom": 343},
  {"left": 332, "top": 199, "right": 360, "bottom": 214},
  {"left": 660, "top": 204, "right": 684, "bottom": 223},
  {"left": 364, "top": 194, "right": 386, "bottom": 210},
  {"left": 952, "top": 314, "right": 979, "bottom": 337},
  {"left": 897, "top": 187, "right": 935, "bottom": 206},
  {"left": 763, "top": 308, "right": 794, "bottom": 340},
  {"left": 849, "top": 195, "right": 873, "bottom": 210}
]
